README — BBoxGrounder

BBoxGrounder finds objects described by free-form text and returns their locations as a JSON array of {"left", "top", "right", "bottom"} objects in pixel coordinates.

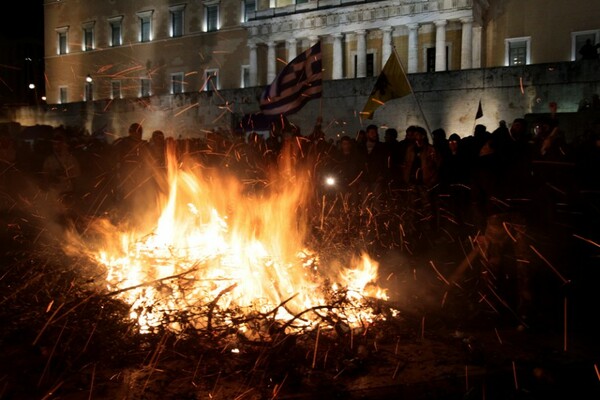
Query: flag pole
[
  {"left": 319, "top": 94, "right": 323, "bottom": 121},
  {"left": 471, "top": 98, "right": 482, "bottom": 136},
  {"left": 393, "top": 47, "right": 432, "bottom": 136}
]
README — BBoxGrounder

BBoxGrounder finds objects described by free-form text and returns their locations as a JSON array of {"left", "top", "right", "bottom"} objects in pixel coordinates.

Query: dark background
[{"left": 0, "top": 0, "right": 45, "bottom": 106}]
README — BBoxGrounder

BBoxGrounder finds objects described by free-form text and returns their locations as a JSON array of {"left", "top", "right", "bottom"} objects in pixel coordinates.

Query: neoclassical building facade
[
  {"left": 43, "top": 0, "right": 600, "bottom": 105},
  {"left": 243, "top": 0, "right": 485, "bottom": 88}
]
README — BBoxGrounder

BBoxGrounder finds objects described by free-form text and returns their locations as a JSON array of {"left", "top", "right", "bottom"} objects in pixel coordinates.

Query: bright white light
[
  {"left": 28, "top": 83, "right": 35, "bottom": 90},
  {"left": 325, "top": 176, "right": 336, "bottom": 186}
]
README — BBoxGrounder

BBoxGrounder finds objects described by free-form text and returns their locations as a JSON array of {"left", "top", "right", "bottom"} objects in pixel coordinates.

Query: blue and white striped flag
[{"left": 259, "top": 41, "right": 322, "bottom": 116}]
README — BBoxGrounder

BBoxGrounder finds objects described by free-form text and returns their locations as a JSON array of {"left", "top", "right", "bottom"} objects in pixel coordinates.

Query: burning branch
[
  {"left": 105, "top": 263, "right": 201, "bottom": 297},
  {"left": 206, "top": 283, "right": 238, "bottom": 333}
]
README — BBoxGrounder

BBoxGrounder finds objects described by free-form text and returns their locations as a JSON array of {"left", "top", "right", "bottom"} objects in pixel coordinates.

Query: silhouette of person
[
  {"left": 149, "top": 129, "right": 166, "bottom": 168},
  {"left": 42, "top": 129, "right": 81, "bottom": 201},
  {"left": 111, "top": 122, "right": 154, "bottom": 221},
  {"left": 357, "top": 124, "right": 389, "bottom": 209},
  {"left": 41, "top": 128, "right": 82, "bottom": 220},
  {"left": 579, "top": 39, "right": 599, "bottom": 60}
]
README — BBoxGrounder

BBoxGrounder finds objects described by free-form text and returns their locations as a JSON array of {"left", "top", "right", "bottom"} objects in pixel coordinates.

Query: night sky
[
  {"left": 0, "top": 0, "right": 44, "bottom": 40},
  {"left": 0, "top": 0, "right": 44, "bottom": 105}
]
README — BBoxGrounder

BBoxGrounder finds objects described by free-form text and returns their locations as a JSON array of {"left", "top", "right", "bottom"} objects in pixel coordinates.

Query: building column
[
  {"left": 407, "top": 23, "right": 419, "bottom": 73},
  {"left": 381, "top": 26, "right": 393, "bottom": 65},
  {"left": 434, "top": 20, "right": 447, "bottom": 71},
  {"left": 460, "top": 17, "right": 473, "bottom": 69},
  {"left": 356, "top": 29, "right": 367, "bottom": 78},
  {"left": 287, "top": 38, "right": 297, "bottom": 62},
  {"left": 267, "top": 41, "right": 276, "bottom": 84},
  {"left": 308, "top": 35, "right": 319, "bottom": 47},
  {"left": 332, "top": 33, "right": 343, "bottom": 80},
  {"left": 472, "top": 25, "right": 482, "bottom": 68},
  {"left": 248, "top": 41, "right": 258, "bottom": 87}
]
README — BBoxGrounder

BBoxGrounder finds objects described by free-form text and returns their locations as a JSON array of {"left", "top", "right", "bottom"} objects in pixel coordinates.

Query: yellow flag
[{"left": 361, "top": 50, "right": 412, "bottom": 119}]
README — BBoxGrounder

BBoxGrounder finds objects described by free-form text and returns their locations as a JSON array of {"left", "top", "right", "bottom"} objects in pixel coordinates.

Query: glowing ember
[{"left": 80, "top": 141, "right": 388, "bottom": 335}]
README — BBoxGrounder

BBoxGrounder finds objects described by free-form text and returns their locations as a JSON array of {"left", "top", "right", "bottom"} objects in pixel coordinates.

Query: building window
[
  {"left": 203, "top": 69, "right": 219, "bottom": 91},
  {"left": 571, "top": 30, "right": 600, "bottom": 61},
  {"left": 84, "top": 82, "right": 93, "bottom": 102},
  {"left": 366, "top": 53, "right": 374, "bottom": 77},
  {"left": 205, "top": 3, "right": 219, "bottom": 32},
  {"left": 426, "top": 48, "right": 435, "bottom": 72},
  {"left": 57, "top": 27, "right": 68, "bottom": 55},
  {"left": 141, "top": 17, "right": 151, "bottom": 41},
  {"left": 109, "top": 16, "right": 123, "bottom": 47},
  {"left": 425, "top": 46, "right": 449, "bottom": 72},
  {"left": 140, "top": 78, "right": 152, "bottom": 97},
  {"left": 241, "top": 65, "right": 250, "bottom": 88},
  {"left": 353, "top": 53, "right": 375, "bottom": 77},
  {"left": 59, "top": 87, "right": 68, "bottom": 104},
  {"left": 82, "top": 22, "right": 95, "bottom": 51},
  {"left": 170, "top": 5, "right": 185, "bottom": 37},
  {"left": 171, "top": 72, "right": 184, "bottom": 94},
  {"left": 111, "top": 80, "right": 122, "bottom": 99},
  {"left": 296, "top": 0, "right": 309, "bottom": 4},
  {"left": 509, "top": 42, "right": 527, "bottom": 65},
  {"left": 242, "top": 0, "right": 255, "bottom": 23},
  {"left": 137, "top": 10, "right": 154, "bottom": 42},
  {"left": 505, "top": 37, "right": 530, "bottom": 66}
]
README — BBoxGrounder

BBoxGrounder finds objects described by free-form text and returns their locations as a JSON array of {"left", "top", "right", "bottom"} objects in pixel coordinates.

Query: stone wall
[{"left": 4, "top": 60, "right": 599, "bottom": 141}]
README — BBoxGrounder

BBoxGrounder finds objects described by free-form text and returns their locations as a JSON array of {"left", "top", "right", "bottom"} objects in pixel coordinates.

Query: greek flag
[{"left": 260, "top": 41, "right": 322, "bottom": 116}]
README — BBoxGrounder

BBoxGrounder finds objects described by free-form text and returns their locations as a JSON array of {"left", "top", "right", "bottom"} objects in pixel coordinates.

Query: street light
[{"left": 85, "top": 74, "right": 94, "bottom": 102}]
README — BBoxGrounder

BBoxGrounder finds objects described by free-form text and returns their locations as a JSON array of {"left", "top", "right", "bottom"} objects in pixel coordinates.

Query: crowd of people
[
  {"left": 1, "top": 114, "right": 599, "bottom": 326},
  {"left": 1, "top": 116, "right": 599, "bottom": 232}
]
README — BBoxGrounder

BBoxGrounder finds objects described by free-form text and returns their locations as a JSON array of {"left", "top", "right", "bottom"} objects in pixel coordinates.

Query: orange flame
[{"left": 79, "top": 140, "right": 388, "bottom": 334}]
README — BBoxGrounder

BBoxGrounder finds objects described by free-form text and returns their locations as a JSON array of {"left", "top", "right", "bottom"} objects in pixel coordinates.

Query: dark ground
[{"left": 1, "top": 174, "right": 600, "bottom": 399}]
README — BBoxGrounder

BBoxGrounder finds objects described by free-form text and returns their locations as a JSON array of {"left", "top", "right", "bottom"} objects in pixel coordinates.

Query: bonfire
[{"left": 73, "top": 139, "right": 390, "bottom": 338}]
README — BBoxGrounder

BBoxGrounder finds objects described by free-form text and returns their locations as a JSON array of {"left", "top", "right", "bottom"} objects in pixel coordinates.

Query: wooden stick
[
  {"left": 312, "top": 326, "right": 321, "bottom": 369},
  {"left": 105, "top": 264, "right": 200, "bottom": 297}
]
